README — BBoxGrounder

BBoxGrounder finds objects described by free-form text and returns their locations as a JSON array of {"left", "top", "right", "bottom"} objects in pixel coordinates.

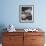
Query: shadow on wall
[{"left": 0, "top": 24, "right": 7, "bottom": 43}]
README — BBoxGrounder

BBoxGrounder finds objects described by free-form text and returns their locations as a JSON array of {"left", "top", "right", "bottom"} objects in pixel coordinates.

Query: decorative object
[
  {"left": 7, "top": 24, "right": 16, "bottom": 32},
  {"left": 24, "top": 28, "right": 38, "bottom": 32},
  {"left": 19, "top": 5, "right": 34, "bottom": 23}
]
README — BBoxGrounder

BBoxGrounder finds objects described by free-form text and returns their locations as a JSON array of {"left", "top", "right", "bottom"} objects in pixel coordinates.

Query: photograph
[{"left": 19, "top": 5, "right": 34, "bottom": 23}]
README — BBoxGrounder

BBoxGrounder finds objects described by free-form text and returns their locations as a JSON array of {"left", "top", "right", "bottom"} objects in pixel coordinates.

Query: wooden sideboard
[{"left": 2, "top": 32, "right": 45, "bottom": 46}]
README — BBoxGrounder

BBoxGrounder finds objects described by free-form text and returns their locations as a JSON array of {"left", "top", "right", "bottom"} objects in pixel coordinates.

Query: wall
[
  {"left": 0, "top": 0, "right": 46, "bottom": 43},
  {"left": 0, "top": 0, "right": 46, "bottom": 29}
]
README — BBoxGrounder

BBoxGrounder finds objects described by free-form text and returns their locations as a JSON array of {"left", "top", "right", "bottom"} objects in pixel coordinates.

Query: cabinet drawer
[
  {"left": 24, "top": 35, "right": 45, "bottom": 46},
  {"left": 32, "top": 36, "right": 45, "bottom": 44},
  {"left": 3, "top": 43, "right": 23, "bottom": 46},
  {"left": 3, "top": 32, "right": 23, "bottom": 36},
  {"left": 32, "top": 44, "right": 44, "bottom": 46},
  {"left": 24, "top": 32, "right": 44, "bottom": 36},
  {"left": 3, "top": 36, "right": 23, "bottom": 44}
]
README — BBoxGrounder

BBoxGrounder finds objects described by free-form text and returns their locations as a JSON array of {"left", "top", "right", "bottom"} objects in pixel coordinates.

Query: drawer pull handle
[
  {"left": 9, "top": 38, "right": 12, "bottom": 40},
  {"left": 9, "top": 38, "right": 13, "bottom": 40},
  {"left": 32, "top": 39, "right": 36, "bottom": 40}
]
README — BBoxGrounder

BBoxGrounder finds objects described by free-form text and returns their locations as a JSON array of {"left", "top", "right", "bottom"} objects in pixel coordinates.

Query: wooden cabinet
[
  {"left": 3, "top": 32, "right": 24, "bottom": 46},
  {"left": 24, "top": 32, "right": 45, "bottom": 46},
  {"left": 2, "top": 32, "right": 45, "bottom": 46}
]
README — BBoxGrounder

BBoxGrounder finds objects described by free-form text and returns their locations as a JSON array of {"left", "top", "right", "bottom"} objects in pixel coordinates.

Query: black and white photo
[{"left": 19, "top": 5, "right": 34, "bottom": 23}]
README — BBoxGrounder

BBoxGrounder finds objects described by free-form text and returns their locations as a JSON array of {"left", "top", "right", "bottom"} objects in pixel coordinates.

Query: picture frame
[{"left": 19, "top": 5, "right": 34, "bottom": 23}]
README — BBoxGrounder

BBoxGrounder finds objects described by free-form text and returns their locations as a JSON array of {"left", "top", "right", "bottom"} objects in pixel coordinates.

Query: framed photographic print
[{"left": 19, "top": 5, "right": 34, "bottom": 23}]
